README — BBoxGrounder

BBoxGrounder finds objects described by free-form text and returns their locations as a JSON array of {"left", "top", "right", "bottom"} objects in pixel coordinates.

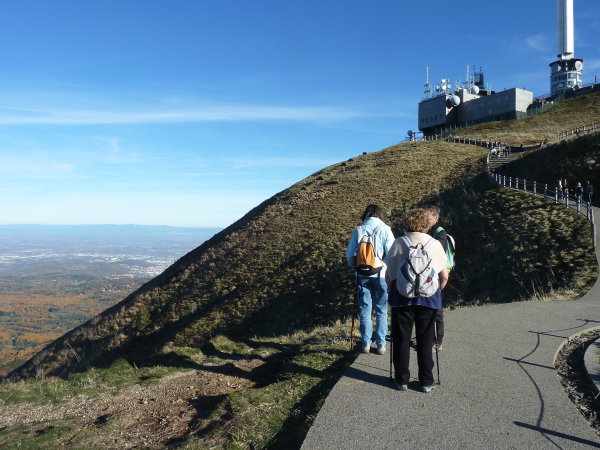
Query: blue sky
[{"left": 1, "top": 0, "right": 599, "bottom": 227}]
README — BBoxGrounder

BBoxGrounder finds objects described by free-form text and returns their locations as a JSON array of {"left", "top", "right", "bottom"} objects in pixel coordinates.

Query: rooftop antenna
[
  {"left": 466, "top": 64, "right": 471, "bottom": 90},
  {"left": 424, "top": 66, "right": 432, "bottom": 98}
]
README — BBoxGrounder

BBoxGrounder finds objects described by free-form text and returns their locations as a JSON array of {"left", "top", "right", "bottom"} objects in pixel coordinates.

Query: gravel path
[{"left": 302, "top": 206, "right": 600, "bottom": 449}]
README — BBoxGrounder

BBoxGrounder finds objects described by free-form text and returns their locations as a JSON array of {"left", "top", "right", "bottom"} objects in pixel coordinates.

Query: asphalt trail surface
[{"left": 303, "top": 206, "right": 600, "bottom": 449}]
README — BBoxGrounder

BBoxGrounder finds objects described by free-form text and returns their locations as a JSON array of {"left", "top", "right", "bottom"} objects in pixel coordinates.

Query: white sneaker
[
  {"left": 361, "top": 343, "right": 371, "bottom": 354},
  {"left": 376, "top": 345, "right": 386, "bottom": 355}
]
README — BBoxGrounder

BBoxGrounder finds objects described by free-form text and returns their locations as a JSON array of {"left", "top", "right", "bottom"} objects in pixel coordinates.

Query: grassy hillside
[
  {"left": 453, "top": 89, "right": 600, "bottom": 145},
  {"left": 1, "top": 91, "right": 599, "bottom": 449},
  {"left": 498, "top": 132, "right": 600, "bottom": 193},
  {"left": 9, "top": 140, "right": 488, "bottom": 379}
]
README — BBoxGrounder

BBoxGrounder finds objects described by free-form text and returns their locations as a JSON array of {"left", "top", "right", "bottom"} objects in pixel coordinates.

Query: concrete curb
[
  {"left": 554, "top": 325, "right": 600, "bottom": 393},
  {"left": 584, "top": 334, "right": 600, "bottom": 394}
]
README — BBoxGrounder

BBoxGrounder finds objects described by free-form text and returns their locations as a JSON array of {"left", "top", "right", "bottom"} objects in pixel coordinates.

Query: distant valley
[{"left": 0, "top": 225, "right": 220, "bottom": 371}]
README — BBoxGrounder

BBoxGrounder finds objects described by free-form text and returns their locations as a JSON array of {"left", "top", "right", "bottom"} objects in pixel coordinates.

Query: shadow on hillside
[
  {"left": 151, "top": 341, "right": 355, "bottom": 449},
  {"left": 131, "top": 337, "right": 346, "bottom": 388},
  {"left": 496, "top": 133, "right": 600, "bottom": 199},
  {"left": 9, "top": 147, "right": 596, "bottom": 384},
  {"left": 29, "top": 170, "right": 595, "bottom": 380}
]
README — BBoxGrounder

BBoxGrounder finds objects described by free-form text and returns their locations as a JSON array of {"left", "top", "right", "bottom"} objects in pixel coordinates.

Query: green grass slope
[
  {"left": 454, "top": 89, "right": 600, "bottom": 145},
  {"left": 9, "top": 135, "right": 596, "bottom": 381},
  {"left": 499, "top": 132, "right": 600, "bottom": 192}
]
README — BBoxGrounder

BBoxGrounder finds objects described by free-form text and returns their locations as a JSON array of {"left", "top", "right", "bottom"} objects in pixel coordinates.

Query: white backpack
[{"left": 395, "top": 237, "right": 439, "bottom": 298}]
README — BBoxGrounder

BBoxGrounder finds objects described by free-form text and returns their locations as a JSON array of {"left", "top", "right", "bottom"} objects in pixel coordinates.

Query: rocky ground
[
  {"left": 0, "top": 358, "right": 264, "bottom": 448},
  {"left": 555, "top": 328, "right": 600, "bottom": 435}
]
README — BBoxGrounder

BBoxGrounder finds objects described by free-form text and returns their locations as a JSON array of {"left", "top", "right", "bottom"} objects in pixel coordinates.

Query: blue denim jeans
[{"left": 357, "top": 275, "right": 388, "bottom": 346}]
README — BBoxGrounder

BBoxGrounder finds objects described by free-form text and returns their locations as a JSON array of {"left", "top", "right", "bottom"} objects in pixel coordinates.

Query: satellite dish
[
  {"left": 575, "top": 61, "right": 583, "bottom": 71},
  {"left": 471, "top": 85, "right": 480, "bottom": 95},
  {"left": 447, "top": 95, "right": 461, "bottom": 107},
  {"left": 447, "top": 83, "right": 452, "bottom": 90},
  {"left": 407, "top": 130, "right": 414, "bottom": 137}
]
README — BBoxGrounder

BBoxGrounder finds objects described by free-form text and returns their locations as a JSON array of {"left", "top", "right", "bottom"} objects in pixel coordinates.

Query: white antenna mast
[
  {"left": 466, "top": 64, "right": 470, "bottom": 90},
  {"left": 424, "top": 66, "right": 432, "bottom": 98}
]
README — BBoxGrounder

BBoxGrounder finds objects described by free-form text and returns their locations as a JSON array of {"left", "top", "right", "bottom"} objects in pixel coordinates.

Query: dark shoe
[
  {"left": 376, "top": 344, "right": 386, "bottom": 355},
  {"left": 393, "top": 382, "right": 408, "bottom": 391}
]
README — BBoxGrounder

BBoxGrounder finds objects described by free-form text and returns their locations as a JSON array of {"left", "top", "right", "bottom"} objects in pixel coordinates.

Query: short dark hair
[
  {"left": 361, "top": 204, "right": 384, "bottom": 222},
  {"left": 425, "top": 205, "right": 441, "bottom": 217}
]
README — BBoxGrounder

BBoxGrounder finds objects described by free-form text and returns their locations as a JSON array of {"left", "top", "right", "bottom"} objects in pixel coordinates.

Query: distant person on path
[
  {"left": 586, "top": 181, "right": 594, "bottom": 204},
  {"left": 562, "top": 178, "right": 569, "bottom": 200},
  {"left": 346, "top": 204, "right": 395, "bottom": 355},
  {"left": 385, "top": 209, "right": 448, "bottom": 393},
  {"left": 575, "top": 182, "right": 584, "bottom": 203},
  {"left": 425, "top": 206, "right": 451, "bottom": 351},
  {"left": 557, "top": 179, "right": 563, "bottom": 200}
]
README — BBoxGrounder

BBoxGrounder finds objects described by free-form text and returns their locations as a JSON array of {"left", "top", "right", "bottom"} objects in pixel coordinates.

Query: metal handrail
[
  {"left": 557, "top": 121, "right": 600, "bottom": 140},
  {"left": 486, "top": 151, "right": 596, "bottom": 247}
]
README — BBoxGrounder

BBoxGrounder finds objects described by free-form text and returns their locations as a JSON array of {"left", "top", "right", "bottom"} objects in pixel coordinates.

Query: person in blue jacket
[{"left": 346, "top": 204, "right": 395, "bottom": 355}]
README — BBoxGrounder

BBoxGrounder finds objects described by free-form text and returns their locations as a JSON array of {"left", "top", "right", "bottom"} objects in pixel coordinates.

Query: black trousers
[
  {"left": 435, "top": 308, "right": 444, "bottom": 345},
  {"left": 391, "top": 305, "right": 436, "bottom": 386}
]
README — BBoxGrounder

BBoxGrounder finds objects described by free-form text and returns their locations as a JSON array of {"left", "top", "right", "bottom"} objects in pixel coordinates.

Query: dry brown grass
[{"left": 453, "top": 90, "right": 600, "bottom": 145}]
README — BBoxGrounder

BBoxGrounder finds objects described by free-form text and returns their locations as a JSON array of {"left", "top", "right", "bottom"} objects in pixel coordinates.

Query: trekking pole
[
  {"left": 434, "top": 321, "right": 441, "bottom": 385},
  {"left": 389, "top": 321, "right": 394, "bottom": 382},
  {"left": 350, "top": 280, "right": 358, "bottom": 350}
]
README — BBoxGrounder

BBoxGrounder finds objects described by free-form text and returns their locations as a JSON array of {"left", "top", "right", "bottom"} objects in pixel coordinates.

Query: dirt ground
[{"left": 0, "top": 358, "right": 264, "bottom": 448}]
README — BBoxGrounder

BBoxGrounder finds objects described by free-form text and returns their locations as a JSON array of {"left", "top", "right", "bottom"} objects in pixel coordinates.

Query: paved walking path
[{"left": 302, "top": 206, "right": 600, "bottom": 449}]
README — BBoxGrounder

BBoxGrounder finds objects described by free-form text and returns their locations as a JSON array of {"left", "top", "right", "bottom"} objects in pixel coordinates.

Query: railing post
[
  {"left": 577, "top": 198, "right": 581, "bottom": 213},
  {"left": 555, "top": 190, "right": 558, "bottom": 203},
  {"left": 509, "top": 177, "right": 512, "bottom": 188},
  {"left": 544, "top": 184, "right": 547, "bottom": 199},
  {"left": 502, "top": 175, "right": 506, "bottom": 187},
  {"left": 565, "top": 195, "right": 569, "bottom": 207},
  {"left": 533, "top": 181, "right": 536, "bottom": 195}
]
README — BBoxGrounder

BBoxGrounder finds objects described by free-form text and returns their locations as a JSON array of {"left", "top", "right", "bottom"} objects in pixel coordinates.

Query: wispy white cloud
[
  {"left": 0, "top": 155, "right": 77, "bottom": 179},
  {"left": 524, "top": 33, "right": 550, "bottom": 53},
  {"left": 0, "top": 103, "right": 365, "bottom": 126},
  {"left": 227, "top": 156, "right": 336, "bottom": 170},
  {"left": 97, "top": 137, "right": 142, "bottom": 164}
]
